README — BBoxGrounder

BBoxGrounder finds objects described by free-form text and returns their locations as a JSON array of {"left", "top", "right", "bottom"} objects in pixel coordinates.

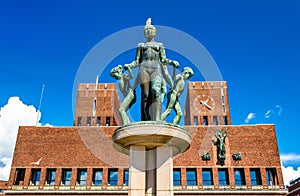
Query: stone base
[
  {"left": 112, "top": 121, "right": 191, "bottom": 196},
  {"left": 112, "top": 121, "right": 191, "bottom": 155}
]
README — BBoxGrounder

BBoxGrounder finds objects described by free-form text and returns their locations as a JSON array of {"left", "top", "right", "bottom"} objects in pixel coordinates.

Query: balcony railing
[
  {"left": 10, "top": 184, "right": 281, "bottom": 192},
  {"left": 173, "top": 184, "right": 282, "bottom": 191},
  {"left": 10, "top": 185, "right": 129, "bottom": 191}
]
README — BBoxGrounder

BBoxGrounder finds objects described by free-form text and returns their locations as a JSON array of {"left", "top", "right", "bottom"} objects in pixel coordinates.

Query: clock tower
[{"left": 184, "top": 81, "right": 231, "bottom": 125}]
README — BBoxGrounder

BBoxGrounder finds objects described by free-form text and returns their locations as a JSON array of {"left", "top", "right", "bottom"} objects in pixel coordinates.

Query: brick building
[
  {"left": 0, "top": 181, "right": 8, "bottom": 195},
  {"left": 287, "top": 177, "right": 300, "bottom": 196},
  {"left": 4, "top": 81, "right": 287, "bottom": 195}
]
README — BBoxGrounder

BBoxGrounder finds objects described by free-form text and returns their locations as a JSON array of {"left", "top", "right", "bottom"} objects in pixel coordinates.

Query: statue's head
[
  {"left": 182, "top": 67, "right": 194, "bottom": 80},
  {"left": 144, "top": 18, "right": 156, "bottom": 39},
  {"left": 110, "top": 65, "right": 123, "bottom": 80}
]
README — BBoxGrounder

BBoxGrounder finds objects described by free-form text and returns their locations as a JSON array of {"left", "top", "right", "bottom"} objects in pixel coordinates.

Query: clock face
[{"left": 193, "top": 94, "right": 215, "bottom": 114}]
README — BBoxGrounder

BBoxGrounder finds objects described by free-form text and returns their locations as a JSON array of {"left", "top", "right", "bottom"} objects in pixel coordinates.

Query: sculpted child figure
[
  {"left": 110, "top": 65, "right": 136, "bottom": 125},
  {"left": 161, "top": 67, "right": 194, "bottom": 124}
]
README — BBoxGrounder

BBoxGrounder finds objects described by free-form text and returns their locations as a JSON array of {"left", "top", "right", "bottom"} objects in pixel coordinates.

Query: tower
[
  {"left": 184, "top": 81, "right": 231, "bottom": 126},
  {"left": 74, "top": 83, "right": 122, "bottom": 126}
]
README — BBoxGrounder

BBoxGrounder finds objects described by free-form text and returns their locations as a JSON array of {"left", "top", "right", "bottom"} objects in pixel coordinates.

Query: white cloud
[
  {"left": 282, "top": 165, "right": 300, "bottom": 186},
  {"left": 281, "top": 153, "right": 300, "bottom": 186},
  {"left": 244, "top": 113, "right": 256, "bottom": 123},
  {"left": 0, "top": 97, "right": 51, "bottom": 180},
  {"left": 276, "top": 105, "right": 283, "bottom": 115},
  {"left": 264, "top": 110, "right": 271, "bottom": 119},
  {"left": 0, "top": 158, "right": 12, "bottom": 180},
  {"left": 44, "top": 123, "right": 53, "bottom": 127},
  {"left": 264, "top": 105, "right": 283, "bottom": 119},
  {"left": 281, "top": 153, "right": 300, "bottom": 164}
]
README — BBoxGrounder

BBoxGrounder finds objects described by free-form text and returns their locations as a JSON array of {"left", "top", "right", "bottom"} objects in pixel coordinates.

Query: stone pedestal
[{"left": 112, "top": 121, "right": 191, "bottom": 196}]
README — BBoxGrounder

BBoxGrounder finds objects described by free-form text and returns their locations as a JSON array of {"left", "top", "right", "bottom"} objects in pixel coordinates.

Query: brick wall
[{"left": 8, "top": 124, "right": 284, "bottom": 190}]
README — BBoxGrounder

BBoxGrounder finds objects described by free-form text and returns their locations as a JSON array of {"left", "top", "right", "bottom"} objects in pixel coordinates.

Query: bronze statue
[
  {"left": 161, "top": 67, "right": 194, "bottom": 124},
  {"left": 232, "top": 152, "right": 242, "bottom": 161},
  {"left": 215, "top": 130, "right": 227, "bottom": 165},
  {"left": 125, "top": 18, "right": 179, "bottom": 121},
  {"left": 110, "top": 65, "right": 136, "bottom": 125},
  {"left": 201, "top": 152, "right": 211, "bottom": 161}
]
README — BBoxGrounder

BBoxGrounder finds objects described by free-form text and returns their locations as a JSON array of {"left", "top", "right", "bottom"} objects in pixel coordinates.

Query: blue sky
[{"left": 0, "top": 0, "right": 300, "bottom": 181}]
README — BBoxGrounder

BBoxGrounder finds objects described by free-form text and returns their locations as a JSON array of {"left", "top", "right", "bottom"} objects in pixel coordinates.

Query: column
[
  {"left": 129, "top": 146, "right": 146, "bottom": 196},
  {"left": 146, "top": 149, "right": 156, "bottom": 195},
  {"left": 156, "top": 146, "right": 173, "bottom": 196}
]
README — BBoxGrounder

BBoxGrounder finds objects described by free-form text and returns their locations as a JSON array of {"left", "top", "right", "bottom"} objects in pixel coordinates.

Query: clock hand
[
  {"left": 205, "top": 104, "right": 212, "bottom": 110},
  {"left": 200, "top": 100, "right": 212, "bottom": 110},
  {"left": 200, "top": 100, "right": 206, "bottom": 107}
]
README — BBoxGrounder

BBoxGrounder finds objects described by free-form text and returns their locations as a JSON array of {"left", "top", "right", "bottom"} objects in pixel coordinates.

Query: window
[
  {"left": 266, "top": 168, "right": 278, "bottom": 185},
  {"left": 62, "top": 169, "right": 72, "bottom": 185},
  {"left": 87, "top": 117, "right": 91, "bottom": 126},
  {"left": 106, "top": 117, "right": 111, "bottom": 126},
  {"left": 93, "top": 99, "right": 97, "bottom": 117},
  {"left": 14, "top": 168, "right": 25, "bottom": 185},
  {"left": 97, "top": 116, "right": 101, "bottom": 126},
  {"left": 193, "top": 116, "right": 198, "bottom": 125},
  {"left": 186, "top": 169, "right": 197, "bottom": 186},
  {"left": 213, "top": 116, "right": 218, "bottom": 125},
  {"left": 173, "top": 169, "right": 181, "bottom": 186},
  {"left": 93, "top": 169, "right": 102, "bottom": 185},
  {"left": 234, "top": 168, "right": 245, "bottom": 185},
  {"left": 123, "top": 169, "right": 129, "bottom": 186},
  {"left": 250, "top": 169, "right": 262, "bottom": 185},
  {"left": 77, "top": 169, "right": 87, "bottom": 186},
  {"left": 77, "top": 117, "right": 82, "bottom": 126},
  {"left": 223, "top": 116, "right": 228, "bottom": 125},
  {"left": 221, "top": 95, "right": 225, "bottom": 104},
  {"left": 218, "top": 169, "right": 229, "bottom": 185},
  {"left": 108, "top": 169, "right": 118, "bottom": 186},
  {"left": 31, "top": 169, "right": 41, "bottom": 185},
  {"left": 222, "top": 105, "right": 226, "bottom": 113},
  {"left": 93, "top": 99, "right": 97, "bottom": 110},
  {"left": 46, "top": 169, "right": 56, "bottom": 185},
  {"left": 202, "top": 169, "right": 213, "bottom": 185},
  {"left": 203, "top": 116, "right": 208, "bottom": 126}
]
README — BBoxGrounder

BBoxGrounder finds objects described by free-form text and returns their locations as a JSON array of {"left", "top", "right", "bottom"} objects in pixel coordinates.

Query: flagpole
[{"left": 36, "top": 84, "right": 45, "bottom": 126}]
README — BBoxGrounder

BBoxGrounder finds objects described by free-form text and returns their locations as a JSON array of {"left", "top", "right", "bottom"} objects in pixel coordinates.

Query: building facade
[
  {"left": 4, "top": 82, "right": 287, "bottom": 195},
  {"left": 0, "top": 181, "right": 8, "bottom": 195},
  {"left": 287, "top": 177, "right": 300, "bottom": 196}
]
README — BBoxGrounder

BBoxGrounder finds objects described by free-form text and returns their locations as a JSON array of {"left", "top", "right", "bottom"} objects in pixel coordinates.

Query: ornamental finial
[{"left": 146, "top": 18, "right": 152, "bottom": 26}]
